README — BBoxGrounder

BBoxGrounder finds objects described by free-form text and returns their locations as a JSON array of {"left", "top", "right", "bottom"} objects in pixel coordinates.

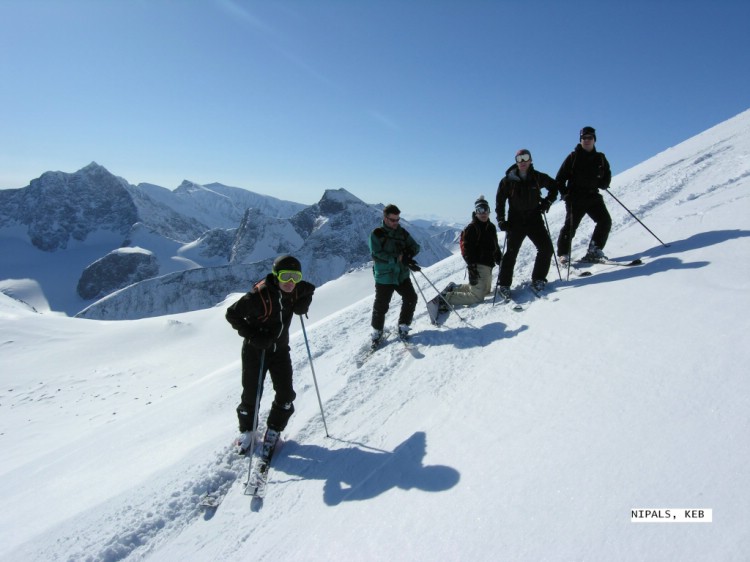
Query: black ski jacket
[
  {"left": 460, "top": 215, "right": 501, "bottom": 268},
  {"left": 556, "top": 145, "right": 612, "bottom": 199},
  {"left": 495, "top": 164, "right": 558, "bottom": 223},
  {"left": 226, "top": 274, "right": 315, "bottom": 351}
]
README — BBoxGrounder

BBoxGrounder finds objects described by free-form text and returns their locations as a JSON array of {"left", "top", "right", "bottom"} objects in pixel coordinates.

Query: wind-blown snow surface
[{"left": 2, "top": 109, "right": 750, "bottom": 561}]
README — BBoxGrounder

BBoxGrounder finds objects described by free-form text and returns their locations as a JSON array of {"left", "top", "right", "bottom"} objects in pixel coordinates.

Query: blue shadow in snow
[
  {"left": 411, "top": 321, "right": 527, "bottom": 350},
  {"left": 554, "top": 229, "right": 750, "bottom": 288},
  {"left": 273, "top": 431, "right": 459, "bottom": 506}
]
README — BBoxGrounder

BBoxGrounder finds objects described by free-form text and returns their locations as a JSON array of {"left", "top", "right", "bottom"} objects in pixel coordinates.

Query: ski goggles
[
  {"left": 515, "top": 153, "right": 531, "bottom": 163},
  {"left": 275, "top": 269, "right": 303, "bottom": 284}
]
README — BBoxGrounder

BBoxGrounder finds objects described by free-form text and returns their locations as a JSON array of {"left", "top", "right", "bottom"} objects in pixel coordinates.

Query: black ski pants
[
  {"left": 371, "top": 278, "right": 418, "bottom": 331},
  {"left": 557, "top": 194, "right": 612, "bottom": 256},
  {"left": 237, "top": 341, "right": 296, "bottom": 433},
  {"left": 498, "top": 214, "right": 553, "bottom": 287}
]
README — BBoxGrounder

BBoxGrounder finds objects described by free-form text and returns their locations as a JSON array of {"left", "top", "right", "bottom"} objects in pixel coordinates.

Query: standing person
[
  {"left": 495, "top": 149, "right": 558, "bottom": 299},
  {"left": 226, "top": 254, "right": 315, "bottom": 455},
  {"left": 555, "top": 126, "right": 613, "bottom": 264},
  {"left": 427, "top": 196, "right": 501, "bottom": 319},
  {"left": 369, "top": 204, "right": 421, "bottom": 346}
]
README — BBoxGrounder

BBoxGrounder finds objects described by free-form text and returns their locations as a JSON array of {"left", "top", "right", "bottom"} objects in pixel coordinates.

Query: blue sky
[{"left": 2, "top": 0, "right": 748, "bottom": 222}]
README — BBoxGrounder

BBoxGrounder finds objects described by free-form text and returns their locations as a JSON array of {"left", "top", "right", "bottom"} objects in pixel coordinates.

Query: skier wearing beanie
[
  {"left": 427, "top": 195, "right": 502, "bottom": 322},
  {"left": 555, "top": 126, "right": 613, "bottom": 264},
  {"left": 368, "top": 203, "right": 421, "bottom": 347},
  {"left": 226, "top": 254, "right": 315, "bottom": 455},
  {"left": 495, "top": 149, "right": 558, "bottom": 300}
]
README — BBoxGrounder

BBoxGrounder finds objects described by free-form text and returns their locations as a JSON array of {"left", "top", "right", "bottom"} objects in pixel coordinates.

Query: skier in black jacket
[
  {"left": 556, "top": 126, "right": 613, "bottom": 264},
  {"left": 428, "top": 195, "right": 501, "bottom": 318},
  {"left": 226, "top": 254, "right": 315, "bottom": 455},
  {"left": 495, "top": 149, "right": 558, "bottom": 299}
]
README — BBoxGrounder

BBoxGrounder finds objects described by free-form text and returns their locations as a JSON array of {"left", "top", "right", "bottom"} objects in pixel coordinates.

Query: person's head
[
  {"left": 272, "top": 254, "right": 302, "bottom": 293},
  {"left": 515, "top": 148, "right": 532, "bottom": 171},
  {"left": 383, "top": 204, "right": 401, "bottom": 228},
  {"left": 474, "top": 195, "right": 490, "bottom": 222},
  {"left": 580, "top": 126, "right": 596, "bottom": 152}
]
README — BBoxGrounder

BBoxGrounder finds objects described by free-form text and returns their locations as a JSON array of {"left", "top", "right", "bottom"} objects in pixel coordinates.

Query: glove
[
  {"left": 467, "top": 264, "right": 479, "bottom": 286},
  {"left": 401, "top": 250, "right": 413, "bottom": 262},
  {"left": 407, "top": 259, "right": 421, "bottom": 272},
  {"left": 494, "top": 248, "right": 503, "bottom": 265},
  {"left": 599, "top": 184, "right": 610, "bottom": 190},
  {"left": 498, "top": 220, "right": 509, "bottom": 232},
  {"left": 537, "top": 199, "right": 551, "bottom": 213}
]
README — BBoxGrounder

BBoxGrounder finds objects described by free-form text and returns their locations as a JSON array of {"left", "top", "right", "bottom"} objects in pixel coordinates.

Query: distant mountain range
[{"left": 0, "top": 163, "right": 458, "bottom": 319}]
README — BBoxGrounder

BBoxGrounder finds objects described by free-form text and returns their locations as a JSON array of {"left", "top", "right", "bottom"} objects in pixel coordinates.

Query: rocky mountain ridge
[{"left": 0, "top": 163, "right": 457, "bottom": 319}]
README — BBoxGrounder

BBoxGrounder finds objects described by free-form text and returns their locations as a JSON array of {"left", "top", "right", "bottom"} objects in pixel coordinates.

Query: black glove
[
  {"left": 467, "top": 264, "right": 479, "bottom": 286},
  {"left": 494, "top": 248, "right": 503, "bottom": 265},
  {"left": 498, "top": 220, "right": 509, "bottom": 232},
  {"left": 402, "top": 250, "right": 413, "bottom": 262},
  {"left": 599, "top": 184, "right": 610, "bottom": 190},
  {"left": 407, "top": 259, "right": 421, "bottom": 272},
  {"left": 537, "top": 199, "right": 551, "bottom": 213}
]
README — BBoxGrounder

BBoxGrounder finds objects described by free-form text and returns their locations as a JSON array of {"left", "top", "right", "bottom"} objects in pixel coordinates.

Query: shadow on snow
[{"left": 273, "top": 431, "right": 460, "bottom": 506}]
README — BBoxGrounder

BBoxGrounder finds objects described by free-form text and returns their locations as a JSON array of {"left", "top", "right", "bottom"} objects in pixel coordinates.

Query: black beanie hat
[
  {"left": 273, "top": 254, "right": 302, "bottom": 273},
  {"left": 580, "top": 126, "right": 596, "bottom": 141},
  {"left": 474, "top": 195, "right": 490, "bottom": 213}
]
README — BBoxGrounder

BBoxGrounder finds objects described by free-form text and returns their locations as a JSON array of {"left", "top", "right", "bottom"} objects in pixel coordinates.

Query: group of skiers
[
  {"left": 375, "top": 125, "right": 613, "bottom": 326},
  {"left": 224, "top": 125, "right": 613, "bottom": 456}
]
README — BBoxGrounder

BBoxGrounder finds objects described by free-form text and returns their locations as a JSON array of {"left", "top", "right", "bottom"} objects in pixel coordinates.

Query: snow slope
[{"left": 1, "top": 109, "right": 749, "bottom": 561}]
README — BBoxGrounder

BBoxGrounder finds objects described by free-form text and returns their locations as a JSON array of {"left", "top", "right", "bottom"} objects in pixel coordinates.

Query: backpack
[{"left": 459, "top": 223, "right": 475, "bottom": 260}]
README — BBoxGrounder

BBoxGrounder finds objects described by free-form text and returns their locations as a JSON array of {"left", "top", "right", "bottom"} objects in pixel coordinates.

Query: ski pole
[
  {"left": 492, "top": 232, "right": 507, "bottom": 306},
  {"left": 245, "top": 348, "right": 266, "bottom": 489},
  {"left": 566, "top": 200, "right": 573, "bottom": 281},
  {"left": 409, "top": 269, "right": 433, "bottom": 319},
  {"left": 543, "top": 212, "right": 562, "bottom": 281},
  {"left": 299, "top": 315, "right": 329, "bottom": 438},
  {"left": 604, "top": 189, "right": 670, "bottom": 247}
]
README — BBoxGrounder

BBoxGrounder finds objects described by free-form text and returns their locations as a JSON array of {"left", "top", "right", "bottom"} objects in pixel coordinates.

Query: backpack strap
[{"left": 252, "top": 279, "right": 273, "bottom": 322}]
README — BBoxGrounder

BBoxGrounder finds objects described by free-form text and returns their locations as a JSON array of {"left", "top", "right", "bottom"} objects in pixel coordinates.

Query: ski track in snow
[{"left": 20, "top": 286, "right": 533, "bottom": 561}]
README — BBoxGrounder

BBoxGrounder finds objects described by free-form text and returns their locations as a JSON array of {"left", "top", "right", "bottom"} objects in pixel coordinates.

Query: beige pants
[{"left": 443, "top": 264, "right": 494, "bottom": 306}]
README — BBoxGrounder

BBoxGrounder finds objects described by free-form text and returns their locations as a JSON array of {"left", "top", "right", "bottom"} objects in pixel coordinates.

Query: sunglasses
[
  {"left": 275, "top": 270, "right": 303, "bottom": 284},
  {"left": 515, "top": 153, "right": 531, "bottom": 163},
  {"left": 475, "top": 207, "right": 490, "bottom": 214},
  {"left": 385, "top": 215, "right": 401, "bottom": 223},
  {"left": 581, "top": 135, "right": 595, "bottom": 141}
]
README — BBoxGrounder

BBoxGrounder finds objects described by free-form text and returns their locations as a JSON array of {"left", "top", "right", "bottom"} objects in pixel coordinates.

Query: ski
[
  {"left": 501, "top": 294, "right": 524, "bottom": 311},
  {"left": 355, "top": 331, "right": 391, "bottom": 367},
  {"left": 427, "top": 303, "right": 451, "bottom": 326},
  {"left": 575, "top": 257, "right": 643, "bottom": 267},
  {"left": 199, "top": 492, "right": 222, "bottom": 510},
  {"left": 247, "top": 459, "right": 272, "bottom": 498},
  {"left": 396, "top": 332, "right": 424, "bottom": 359},
  {"left": 246, "top": 431, "right": 281, "bottom": 499},
  {"left": 528, "top": 285, "right": 547, "bottom": 300},
  {"left": 493, "top": 286, "right": 523, "bottom": 311},
  {"left": 426, "top": 284, "right": 455, "bottom": 326},
  {"left": 571, "top": 258, "right": 643, "bottom": 276}
]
